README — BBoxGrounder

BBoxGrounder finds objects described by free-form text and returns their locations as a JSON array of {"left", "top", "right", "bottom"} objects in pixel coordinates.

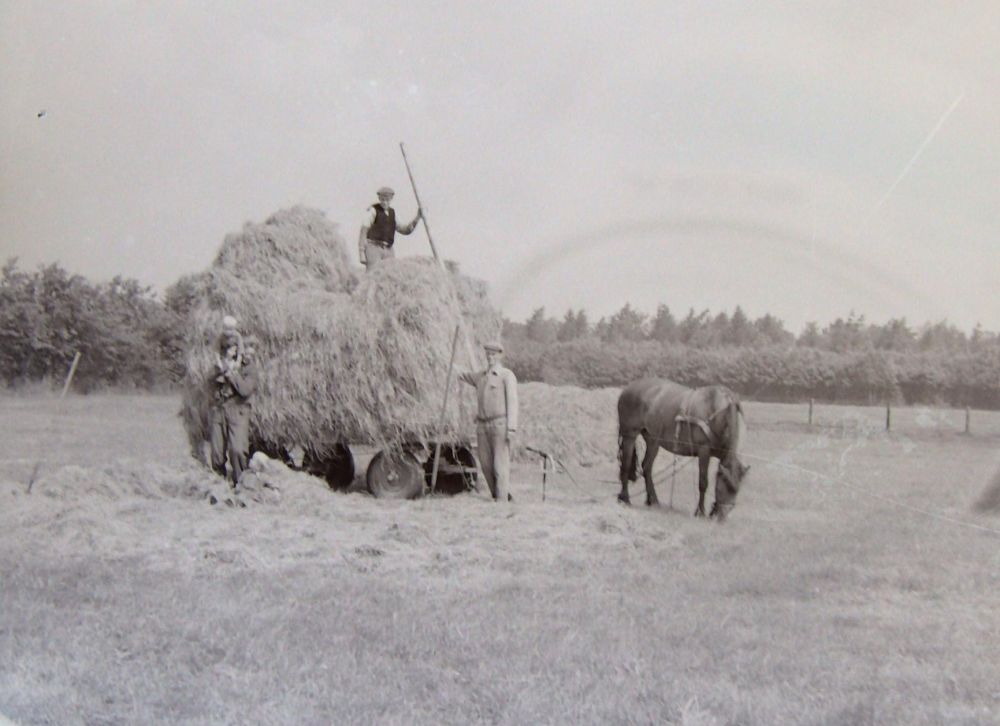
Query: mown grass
[{"left": 1, "top": 394, "right": 999, "bottom": 725}]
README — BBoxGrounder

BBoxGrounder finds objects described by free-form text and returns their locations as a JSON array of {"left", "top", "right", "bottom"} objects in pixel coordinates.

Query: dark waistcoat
[{"left": 367, "top": 205, "right": 396, "bottom": 244}]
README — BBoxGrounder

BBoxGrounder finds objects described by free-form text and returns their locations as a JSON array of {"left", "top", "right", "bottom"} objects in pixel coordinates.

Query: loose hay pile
[
  {"left": 514, "top": 383, "right": 620, "bottom": 466},
  {"left": 181, "top": 206, "right": 501, "bottom": 459},
  {"left": 24, "top": 460, "right": 219, "bottom": 502}
]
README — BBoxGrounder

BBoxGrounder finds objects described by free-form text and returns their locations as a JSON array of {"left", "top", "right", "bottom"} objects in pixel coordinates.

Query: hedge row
[{"left": 504, "top": 340, "right": 1000, "bottom": 408}]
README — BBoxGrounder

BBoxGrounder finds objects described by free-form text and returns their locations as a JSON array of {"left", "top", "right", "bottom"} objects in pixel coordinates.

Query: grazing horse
[{"left": 617, "top": 378, "right": 749, "bottom": 520}]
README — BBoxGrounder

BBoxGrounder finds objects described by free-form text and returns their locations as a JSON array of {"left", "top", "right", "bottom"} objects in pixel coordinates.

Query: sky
[{"left": 2, "top": 1, "right": 998, "bottom": 333}]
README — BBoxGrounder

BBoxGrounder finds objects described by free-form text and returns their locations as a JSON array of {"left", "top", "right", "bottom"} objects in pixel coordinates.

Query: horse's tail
[{"left": 617, "top": 432, "right": 639, "bottom": 483}]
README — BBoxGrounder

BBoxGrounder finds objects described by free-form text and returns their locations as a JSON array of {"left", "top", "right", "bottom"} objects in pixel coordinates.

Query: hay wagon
[
  {"left": 270, "top": 438, "right": 479, "bottom": 500},
  {"left": 181, "top": 207, "right": 498, "bottom": 500}
]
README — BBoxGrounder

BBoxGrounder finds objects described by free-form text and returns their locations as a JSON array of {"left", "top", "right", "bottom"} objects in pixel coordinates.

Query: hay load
[
  {"left": 212, "top": 206, "right": 357, "bottom": 293},
  {"left": 180, "top": 206, "right": 501, "bottom": 465}
]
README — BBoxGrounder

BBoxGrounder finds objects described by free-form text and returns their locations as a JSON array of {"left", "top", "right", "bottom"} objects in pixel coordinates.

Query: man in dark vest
[{"left": 358, "top": 186, "right": 422, "bottom": 269}]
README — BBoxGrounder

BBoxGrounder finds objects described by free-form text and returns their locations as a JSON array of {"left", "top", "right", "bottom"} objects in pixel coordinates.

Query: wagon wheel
[
  {"left": 303, "top": 444, "right": 355, "bottom": 490},
  {"left": 327, "top": 444, "right": 356, "bottom": 489},
  {"left": 423, "top": 444, "right": 478, "bottom": 495},
  {"left": 367, "top": 450, "right": 424, "bottom": 499},
  {"left": 299, "top": 444, "right": 356, "bottom": 489}
]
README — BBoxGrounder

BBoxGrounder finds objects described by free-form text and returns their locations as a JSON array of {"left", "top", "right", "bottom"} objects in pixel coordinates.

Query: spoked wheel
[
  {"left": 424, "top": 444, "right": 478, "bottom": 495},
  {"left": 366, "top": 450, "right": 424, "bottom": 499}
]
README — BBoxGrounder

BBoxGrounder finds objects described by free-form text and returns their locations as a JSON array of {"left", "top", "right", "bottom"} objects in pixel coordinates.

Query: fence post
[
  {"left": 885, "top": 402, "right": 891, "bottom": 431},
  {"left": 965, "top": 406, "right": 971, "bottom": 435},
  {"left": 808, "top": 398, "right": 814, "bottom": 426}
]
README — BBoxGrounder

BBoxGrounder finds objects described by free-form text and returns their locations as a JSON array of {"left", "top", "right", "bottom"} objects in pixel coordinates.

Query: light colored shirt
[{"left": 460, "top": 364, "right": 519, "bottom": 430}]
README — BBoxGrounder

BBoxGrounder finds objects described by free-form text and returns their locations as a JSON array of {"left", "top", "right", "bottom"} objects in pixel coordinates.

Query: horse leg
[
  {"left": 694, "top": 447, "right": 710, "bottom": 517},
  {"left": 617, "top": 434, "right": 636, "bottom": 505},
  {"left": 641, "top": 433, "right": 660, "bottom": 506}
]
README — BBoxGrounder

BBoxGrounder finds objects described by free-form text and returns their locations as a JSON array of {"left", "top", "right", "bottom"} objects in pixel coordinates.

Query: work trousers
[
  {"left": 364, "top": 241, "right": 394, "bottom": 269},
  {"left": 476, "top": 418, "right": 510, "bottom": 501},
  {"left": 209, "top": 401, "right": 251, "bottom": 485}
]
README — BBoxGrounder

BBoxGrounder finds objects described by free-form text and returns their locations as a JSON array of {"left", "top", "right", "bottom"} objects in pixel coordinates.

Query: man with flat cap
[
  {"left": 459, "top": 341, "right": 519, "bottom": 502},
  {"left": 358, "top": 186, "right": 422, "bottom": 270}
]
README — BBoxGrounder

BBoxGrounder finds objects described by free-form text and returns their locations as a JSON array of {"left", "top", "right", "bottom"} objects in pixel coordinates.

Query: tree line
[
  {"left": 0, "top": 259, "right": 202, "bottom": 391},
  {"left": 2, "top": 259, "right": 998, "bottom": 406},
  {"left": 506, "top": 304, "right": 997, "bottom": 354},
  {"left": 502, "top": 305, "right": 1000, "bottom": 408}
]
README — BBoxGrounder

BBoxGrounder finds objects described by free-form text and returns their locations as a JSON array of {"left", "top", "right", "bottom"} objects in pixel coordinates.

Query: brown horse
[{"left": 617, "top": 378, "right": 749, "bottom": 520}]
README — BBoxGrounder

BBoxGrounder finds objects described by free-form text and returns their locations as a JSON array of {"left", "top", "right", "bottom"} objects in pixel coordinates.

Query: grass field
[{"left": 1, "top": 392, "right": 999, "bottom": 725}]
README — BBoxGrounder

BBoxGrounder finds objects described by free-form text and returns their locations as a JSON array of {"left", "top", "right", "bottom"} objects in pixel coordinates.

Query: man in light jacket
[{"left": 459, "top": 341, "right": 518, "bottom": 501}]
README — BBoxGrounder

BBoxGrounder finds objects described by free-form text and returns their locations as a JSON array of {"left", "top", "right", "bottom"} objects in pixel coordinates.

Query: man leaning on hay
[
  {"left": 210, "top": 329, "right": 259, "bottom": 488},
  {"left": 459, "top": 341, "right": 519, "bottom": 502},
  {"left": 359, "top": 186, "right": 422, "bottom": 269}
]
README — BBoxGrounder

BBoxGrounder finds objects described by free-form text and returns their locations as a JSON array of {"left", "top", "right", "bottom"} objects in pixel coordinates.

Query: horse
[{"left": 617, "top": 378, "right": 749, "bottom": 520}]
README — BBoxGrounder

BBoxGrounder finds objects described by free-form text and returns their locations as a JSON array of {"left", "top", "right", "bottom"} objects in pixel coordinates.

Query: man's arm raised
[
  {"left": 456, "top": 365, "right": 479, "bottom": 387},
  {"left": 397, "top": 208, "right": 423, "bottom": 235}
]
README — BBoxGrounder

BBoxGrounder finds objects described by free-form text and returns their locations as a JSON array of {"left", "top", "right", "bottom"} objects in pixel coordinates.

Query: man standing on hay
[
  {"left": 210, "top": 332, "right": 259, "bottom": 487},
  {"left": 460, "top": 341, "right": 519, "bottom": 502},
  {"left": 358, "top": 186, "right": 422, "bottom": 269}
]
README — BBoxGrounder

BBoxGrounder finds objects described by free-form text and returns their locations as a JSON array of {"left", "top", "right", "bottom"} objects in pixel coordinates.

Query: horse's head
[
  {"left": 712, "top": 457, "right": 750, "bottom": 521},
  {"left": 710, "top": 398, "right": 749, "bottom": 521}
]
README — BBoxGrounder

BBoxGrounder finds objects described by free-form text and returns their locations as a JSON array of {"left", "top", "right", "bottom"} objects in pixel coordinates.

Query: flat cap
[
  {"left": 376, "top": 186, "right": 395, "bottom": 196},
  {"left": 483, "top": 341, "right": 504, "bottom": 353}
]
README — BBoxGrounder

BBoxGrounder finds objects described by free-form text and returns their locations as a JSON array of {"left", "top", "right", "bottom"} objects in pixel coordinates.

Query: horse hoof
[
  {"left": 694, "top": 508, "right": 705, "bottom": 518},
  {"left": 646, "top": 499, "right": 659, "bottom": 507},
  {"left": 617, "top": 494, "right": 631, "bottom": 506}
]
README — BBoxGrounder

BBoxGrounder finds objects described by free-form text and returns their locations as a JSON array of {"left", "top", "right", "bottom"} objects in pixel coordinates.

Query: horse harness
[{"left": 673, "top": 388, "right": 730, "bottom": 453}]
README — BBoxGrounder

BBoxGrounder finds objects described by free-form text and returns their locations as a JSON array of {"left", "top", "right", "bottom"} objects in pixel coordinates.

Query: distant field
[{"left": 1, "top": 392, "right": 999, "bottom": 725}]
